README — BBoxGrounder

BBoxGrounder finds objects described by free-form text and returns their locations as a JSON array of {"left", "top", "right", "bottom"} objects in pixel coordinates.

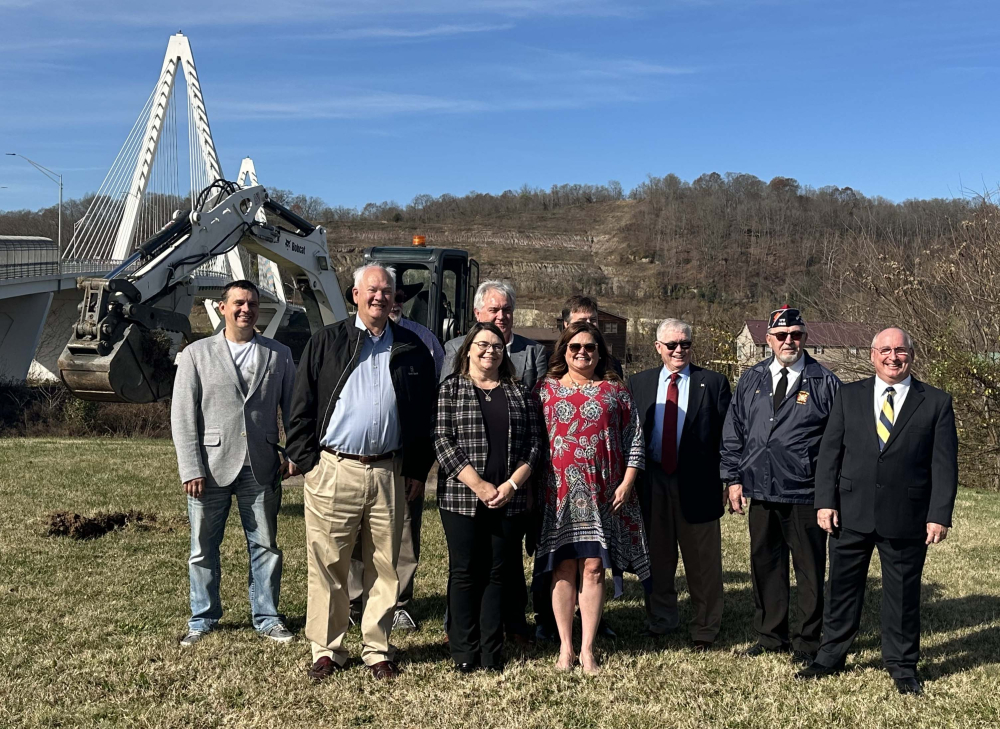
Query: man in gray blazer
[
  {"left": 439, "top": 279, "right": 548, "bottom": 645},
  {"left": 171, "top": 280, "right": 297, "bottom": 647},
  {"left": 440, "top": 280, "right": 548, "bottom": 389}
]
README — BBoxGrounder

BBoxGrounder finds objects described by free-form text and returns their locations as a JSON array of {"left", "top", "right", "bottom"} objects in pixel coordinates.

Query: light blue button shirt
[
  {"left": 320, "top": 315, "right": 402, "bottom": 455},
  {"left": 649, "top": 364, "right": 691, "bottom": 463}
]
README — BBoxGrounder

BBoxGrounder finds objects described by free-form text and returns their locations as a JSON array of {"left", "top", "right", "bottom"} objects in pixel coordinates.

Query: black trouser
[
  {"left": 533, "top": 576, "right": 556, "bottom": 635},
  {"left": 748, "top": 500, "right": 827, "bottom": 653},
  {"left": 816, "top": 527, "right": 928, "bottom": 679},
  {"left": 440, "top": 506, "right": 528, "bottom": 667}
]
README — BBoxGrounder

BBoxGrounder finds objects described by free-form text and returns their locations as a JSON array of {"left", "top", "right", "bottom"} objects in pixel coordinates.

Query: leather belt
[{"left": 322, "top": 447, "right": 400, "bottom": 464}]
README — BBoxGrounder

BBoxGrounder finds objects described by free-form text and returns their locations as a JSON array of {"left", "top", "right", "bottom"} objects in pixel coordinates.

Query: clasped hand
[{"left": 481, "top": 480, "right": 514, "bottom": 509}]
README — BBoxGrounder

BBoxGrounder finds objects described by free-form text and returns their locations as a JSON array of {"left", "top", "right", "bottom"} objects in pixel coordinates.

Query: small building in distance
[
  {"left": 596, "top": 309, "right": 628, "bottom": 359},
  {"left": 516, "top": 307, "right": 629, "bottom": 362},
  {"left": 736, "top": 320, "right": 876, "bottom": 381}
]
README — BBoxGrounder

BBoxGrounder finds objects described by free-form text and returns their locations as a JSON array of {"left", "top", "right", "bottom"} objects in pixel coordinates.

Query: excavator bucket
[{"left": 58, "top": 324, "right": 176, "bottom": 403}]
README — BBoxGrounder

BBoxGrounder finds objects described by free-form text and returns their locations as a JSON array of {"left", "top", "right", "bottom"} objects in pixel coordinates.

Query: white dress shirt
[
  {"left": 649, "top": 364, "right": 691, "bottom": 463},
  {"left": 769, "top": 354, "right": 806, "bottom": 396},
  {"left": 874, "top": 374, "right": 911, "bottom": 426}
]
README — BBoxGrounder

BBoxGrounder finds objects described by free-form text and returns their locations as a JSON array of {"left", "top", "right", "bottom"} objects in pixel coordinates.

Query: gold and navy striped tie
[{"left": 877, "top": 386, "right": 896, "bottom": 451}]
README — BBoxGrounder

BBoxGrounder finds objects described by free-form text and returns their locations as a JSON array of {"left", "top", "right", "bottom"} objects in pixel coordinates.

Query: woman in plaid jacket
[{"left": 433, "top": 322, "right": 545, "bottom": 673}]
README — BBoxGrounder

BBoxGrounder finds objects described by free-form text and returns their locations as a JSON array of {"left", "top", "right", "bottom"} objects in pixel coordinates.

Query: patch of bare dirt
[{"left": 44, "top": 510, "right": 161, "bottom": 540}]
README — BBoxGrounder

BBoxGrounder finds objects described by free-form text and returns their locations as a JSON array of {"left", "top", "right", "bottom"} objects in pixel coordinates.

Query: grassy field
[{"left": 2, "top": 438, "right": 999, "bottom": 728}]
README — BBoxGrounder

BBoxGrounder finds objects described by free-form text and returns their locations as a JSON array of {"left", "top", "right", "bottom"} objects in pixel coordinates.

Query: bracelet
[{"left": 507, "top": 479, "right": 519, "bottom": 491}]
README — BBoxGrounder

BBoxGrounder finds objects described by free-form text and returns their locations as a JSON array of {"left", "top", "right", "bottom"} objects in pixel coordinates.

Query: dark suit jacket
[
  {"left": 440, "top": 333, "right": 549, "bottom": 389},
  {"left": 629, "top": 364, "right": 733, "bottom": 523},
  {"left": 815, "top": 376, "right": 958, "bottom": 539}
]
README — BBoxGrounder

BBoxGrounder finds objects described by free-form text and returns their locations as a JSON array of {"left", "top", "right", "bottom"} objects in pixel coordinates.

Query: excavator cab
[{"left": 362, "top": 239, "right": 479, "bottom": 344}]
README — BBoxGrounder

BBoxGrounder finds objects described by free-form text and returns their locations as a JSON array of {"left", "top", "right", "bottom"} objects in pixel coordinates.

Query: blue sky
[{"left": 2, "top": 0, "right": 999, "bottom": 212}]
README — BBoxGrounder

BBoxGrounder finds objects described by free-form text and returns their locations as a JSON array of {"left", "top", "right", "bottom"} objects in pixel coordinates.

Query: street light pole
[{"left": 6, "top": 153, "right": 63, "bottom": 253}]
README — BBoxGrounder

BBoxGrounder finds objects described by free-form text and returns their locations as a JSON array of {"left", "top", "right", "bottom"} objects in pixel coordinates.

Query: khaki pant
[
  {"left": 349, "top": 495, "right": 421, "bottom": 611},
  {"left": 641, "top": 468, "right": 724, "bottom": 642},
  {"left": 304, "top": 451, "right": 404, "bottom": 666}
]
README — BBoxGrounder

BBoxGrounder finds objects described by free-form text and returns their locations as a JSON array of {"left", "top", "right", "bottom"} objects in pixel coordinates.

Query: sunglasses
[
  {"left": 658, "top": 340, "right": 692, "bottom": 351},
  {"left": 568, "top": 342, "right": 598, "bottom": 354},
  {"left": 771, "top": 331, "right": 805, "bottom": 342}
]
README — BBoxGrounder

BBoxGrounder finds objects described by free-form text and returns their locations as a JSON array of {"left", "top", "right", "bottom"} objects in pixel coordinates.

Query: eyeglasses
[
  {"left": 770, "top": 331, "right": 805, "bottom": 342},
  {"left": 657, "top": 340, "right": 692, "bottom": 351},
  {"left": 874, "top": 347, "right": 912, "bottom": 358},
  {"left": 568, "top": 342, "right": 598, "bottom": 354},
  {"left": 472, "top": 341, "right": 504, "bottom": 353}
]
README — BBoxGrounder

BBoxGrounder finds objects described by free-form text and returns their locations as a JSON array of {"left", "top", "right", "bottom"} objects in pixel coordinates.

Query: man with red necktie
[{"left": 629, "top": 318, "right": 732, "bottom": 649}]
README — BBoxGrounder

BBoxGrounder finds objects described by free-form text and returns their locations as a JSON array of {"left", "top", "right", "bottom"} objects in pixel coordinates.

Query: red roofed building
[{"left": 736, "top": 320, "right": 877, "bottom": 381}]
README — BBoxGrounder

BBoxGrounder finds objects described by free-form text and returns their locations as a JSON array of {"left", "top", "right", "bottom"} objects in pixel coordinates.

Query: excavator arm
[{"left": 58, "top": 182, "right": 348, "bottom": 402}]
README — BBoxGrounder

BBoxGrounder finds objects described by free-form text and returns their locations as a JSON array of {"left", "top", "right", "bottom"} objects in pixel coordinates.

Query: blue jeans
[{"left": 188, "top": 465, "right": 284, "bottom": 633}]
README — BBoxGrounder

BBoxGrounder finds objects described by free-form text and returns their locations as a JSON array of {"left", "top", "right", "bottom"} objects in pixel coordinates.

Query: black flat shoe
[
  {"left": 740, "top": 643, "right": 788, "bottom": 657},
  {"left": 791, "top": 650, "right": 816, "bottom": 668},
  {"left": 895, "top": 677, "right": 923, "bottom": 696}
]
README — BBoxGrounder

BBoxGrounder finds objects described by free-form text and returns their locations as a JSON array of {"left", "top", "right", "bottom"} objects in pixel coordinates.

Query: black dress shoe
[
  {"left": 795, "top": 662, "right": 842, "bottom": 680},
  {"left": 791, "top": 650, "right": 816, "bottom": 667},
  {"left": 741, "top": 643, "right": 788, "bottom": 657},
  {"left": 454, "top": 662, "right": 478, "bottom": 674},
  {"left": 894, "top": 677, "right": 923, "bottom": 695},
  {"left": 482, "top": 662, "right": 505, "bottom": 673}
]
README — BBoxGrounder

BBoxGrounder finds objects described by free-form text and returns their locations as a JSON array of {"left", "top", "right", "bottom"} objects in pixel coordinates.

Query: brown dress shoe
[
  {"left": 369, "top": 660, "right": 400, "bottom": 680},
  {"left": 692, "top": 640, "right": 713, "bottom": 652},
  {"left": 308, "top": 656, "right": 342, "bottom": 682}
]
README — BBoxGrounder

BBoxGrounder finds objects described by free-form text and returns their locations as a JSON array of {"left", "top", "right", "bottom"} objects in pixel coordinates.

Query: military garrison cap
[{"left": 768, "top": 306, "right": 805, "bottom": 329}]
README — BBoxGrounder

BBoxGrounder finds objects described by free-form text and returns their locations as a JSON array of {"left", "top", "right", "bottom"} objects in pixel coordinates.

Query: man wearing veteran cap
[{"left": 720, "top": 306, "right": 841, "bottom": 666}]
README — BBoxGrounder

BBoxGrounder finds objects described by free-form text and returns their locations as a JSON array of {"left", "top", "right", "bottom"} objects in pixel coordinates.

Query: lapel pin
[{"left": 796, "top": 391, "right": 809, "bottom": 404}]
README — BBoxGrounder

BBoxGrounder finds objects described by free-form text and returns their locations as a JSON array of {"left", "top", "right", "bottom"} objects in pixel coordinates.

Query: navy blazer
[{"left": 629, "top": 364, "right": 732, "bottom": 523}]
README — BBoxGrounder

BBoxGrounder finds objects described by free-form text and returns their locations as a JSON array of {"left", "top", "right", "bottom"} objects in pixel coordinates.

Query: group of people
[{"left": 171, "top": 268, "right": 958, "bottom": 696}]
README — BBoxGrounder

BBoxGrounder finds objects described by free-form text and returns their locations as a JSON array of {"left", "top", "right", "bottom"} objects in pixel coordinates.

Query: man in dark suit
[
  {"left": 439, "top": 279, "right": 548, "bottom": 645},
  {"left": 797, "top": 328, "right": 958, "bottom": 695},
  {"left": 629, "top": 318, "right": 732, "bottom": 649},
  {"left": 440, "top": 280, "right": 548, "bottom": 388}
]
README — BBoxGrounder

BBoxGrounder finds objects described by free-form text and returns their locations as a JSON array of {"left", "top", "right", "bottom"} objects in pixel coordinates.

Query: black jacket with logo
[
  {"left": 285, "top": 318, "right": 437, "bottom": 479},
  {"left": 720, "top": 353, "right": 841, "bottom": 504}
]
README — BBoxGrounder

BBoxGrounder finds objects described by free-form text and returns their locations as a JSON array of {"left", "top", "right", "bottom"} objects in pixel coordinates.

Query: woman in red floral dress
[{"left": 532, "top": 322, "right": 649, "bottom": 674}]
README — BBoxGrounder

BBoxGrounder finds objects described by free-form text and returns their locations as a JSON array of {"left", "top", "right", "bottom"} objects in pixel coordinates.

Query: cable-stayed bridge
[{"left": 0, "top": 32, "right": 293, "bottom": 382}]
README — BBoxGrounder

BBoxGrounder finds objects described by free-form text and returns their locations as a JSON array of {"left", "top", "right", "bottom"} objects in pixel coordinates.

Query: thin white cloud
[
  {"left": 6, "top": 0, "right": 634, "bottom": 27},
  {"left": 303, "top": 23, "right": 515, "bottom": 40},
  {"left": 213, "top": 93, "right": 491, "bottom": 120}
]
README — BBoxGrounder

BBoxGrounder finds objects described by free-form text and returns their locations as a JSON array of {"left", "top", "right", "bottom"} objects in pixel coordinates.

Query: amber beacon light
[{"left": 412, "top": 235, "right": 426, "bottom": 247}]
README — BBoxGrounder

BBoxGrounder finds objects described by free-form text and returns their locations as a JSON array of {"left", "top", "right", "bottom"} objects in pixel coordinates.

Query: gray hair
[
  {"left": 474, "top": 280, "right": 516, "bottom": 311},
  {"left": 871, "top": 327, "right": 914, "bottom": 350},
  {"left": 656, "top": 318, "right": 692, "bottom": 342},
  {"left": 352, "top": 263, "right": 396, "bottom": 291}
]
